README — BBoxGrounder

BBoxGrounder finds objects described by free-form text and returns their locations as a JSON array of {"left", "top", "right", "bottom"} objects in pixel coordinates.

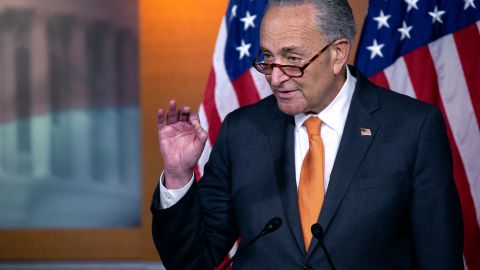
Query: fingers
[
  {"left": 166, "top": 100, "right": 178, "bottom": 125},
  {"left": 157, "top": 108, "right": 165, "bottom": 126},
  {"left": 159, "top": 100, "right": 192, "bottom": 125},
  {"left": 178, "top": 106, "right": 191, "bottom": 122}
]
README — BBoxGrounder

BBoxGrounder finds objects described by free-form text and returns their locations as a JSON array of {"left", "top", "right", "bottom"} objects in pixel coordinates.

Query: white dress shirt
[
  {"left": 159, "top": 171, "right": 193, "bottom": 209},
  {"left": 159, "top": 67, "right": 356, "bottom": 209},
  {"left": 294, "top": 67, "right": 356, "bottom": 190}
]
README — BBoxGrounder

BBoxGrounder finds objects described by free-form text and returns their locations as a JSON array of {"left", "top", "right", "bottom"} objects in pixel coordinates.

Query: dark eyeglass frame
[{"left": 252, "top": 42, "right": 333, "bottom": 78}]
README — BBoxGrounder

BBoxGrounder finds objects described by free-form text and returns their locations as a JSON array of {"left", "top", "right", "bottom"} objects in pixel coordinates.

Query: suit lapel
[
  {"left": 266, "top": 105, "right": 305, "bottom": 254},
  {"left": 264, "top": 68, "right": 382, "bottom": 257},
  {"left": 307, "top": 68, "right": 381, "bottom": 257}
]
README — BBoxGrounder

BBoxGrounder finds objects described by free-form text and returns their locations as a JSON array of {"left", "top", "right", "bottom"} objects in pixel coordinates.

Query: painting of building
[{"left": 0, "top": 0, "right": 140, "bottom": 228}]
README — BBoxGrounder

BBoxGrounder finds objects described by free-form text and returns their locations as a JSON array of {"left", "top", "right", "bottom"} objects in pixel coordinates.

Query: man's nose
[{"left": 270, "top": 66, "right": 290, "bottom": 87}]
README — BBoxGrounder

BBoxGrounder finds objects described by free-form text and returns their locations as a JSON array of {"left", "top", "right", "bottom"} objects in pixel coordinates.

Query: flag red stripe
[
  {"left": 452, "top": 23, "right": 480, "bottom": 128},
  {"left": 203, "top": 67, "right": 222, "bottom": 144},
  {"left": 216, "top": 256, "right": 231, "bottom": 270},
  {"left": 403, "top": 46, "right": 480, "bottom": 269},
  {"left": 231, "top": 72, "right": 261, "bottom": 107},
  {"left": 194, "top": 165, "right": 201, "bottom": 181},
  {"left": 368, "top": 71, "right": 390, "bottom": 89},
  {"left": 448, "top": 125, "right": 480, "bottom": 270},
  {"left": 402, "top": 47, "right": 443, "bottom": 105},
  {"left": 439, "top": 104, "right": 480, "bottom": 270}
]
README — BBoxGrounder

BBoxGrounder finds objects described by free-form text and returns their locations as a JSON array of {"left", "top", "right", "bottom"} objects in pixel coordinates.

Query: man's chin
[{"left": 277, "top": 101, "right": 303, "bottom": 116}]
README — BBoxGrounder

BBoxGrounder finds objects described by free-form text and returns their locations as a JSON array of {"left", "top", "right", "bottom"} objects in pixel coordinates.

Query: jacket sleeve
[
  {"left": 150, "top": 114, "right": 238, "bottom": 269},
  {"left": 410, "top": 107, "right": 464, "bottom": 269}
]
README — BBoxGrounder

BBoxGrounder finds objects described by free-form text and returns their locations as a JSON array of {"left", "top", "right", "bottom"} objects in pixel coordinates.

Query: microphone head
[
  {"left": 264, "top": 217, "right": 282, "bottom": 233},
  {"left": 311, "top": 223, "right": 324, "bottom": 239}
]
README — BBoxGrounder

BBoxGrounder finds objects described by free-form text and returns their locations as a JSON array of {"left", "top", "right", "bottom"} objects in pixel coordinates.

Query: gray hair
[{"left": 265, "top": 0, "right": 357, "bottom": 44}]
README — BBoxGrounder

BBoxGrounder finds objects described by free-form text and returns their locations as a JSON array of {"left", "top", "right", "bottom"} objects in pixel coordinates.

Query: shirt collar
[{"left": 294, "top": 66, "right": 356, "bottom": 134}]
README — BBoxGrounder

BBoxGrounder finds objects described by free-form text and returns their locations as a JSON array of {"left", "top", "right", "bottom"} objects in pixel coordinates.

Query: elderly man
[{"left": 151, "top": 0, "right": 464, "bottom": 269}]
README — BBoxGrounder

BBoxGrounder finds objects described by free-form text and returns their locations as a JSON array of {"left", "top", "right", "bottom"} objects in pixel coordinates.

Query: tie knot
[{"left": 304, "top": 116, "right": 321, "bottom": 135}]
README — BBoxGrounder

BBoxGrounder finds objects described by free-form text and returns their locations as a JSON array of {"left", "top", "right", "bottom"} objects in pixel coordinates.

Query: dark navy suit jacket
[{"left": 151, "top": 67, "right": 463, "bottom": 269}]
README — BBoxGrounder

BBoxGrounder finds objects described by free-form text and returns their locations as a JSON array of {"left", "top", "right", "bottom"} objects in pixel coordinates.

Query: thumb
[
  {"left": 196, "top": 125, "right": 208, "bottom": 144},
  {"left": 189, "top": 111, "right": 208, "bottom": 145},
  {"left": 189, "top": 111, "right": 201, "bottom": 128}
]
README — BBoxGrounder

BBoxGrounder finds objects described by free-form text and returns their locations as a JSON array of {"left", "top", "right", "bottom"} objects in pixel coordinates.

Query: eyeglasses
[{"left": 252, "top": 42, "right": 332, "bottom": 78}]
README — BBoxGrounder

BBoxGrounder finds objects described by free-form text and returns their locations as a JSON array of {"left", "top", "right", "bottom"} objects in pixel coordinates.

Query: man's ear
[{"left": 330, "top": 38, "right": 350, "bottom": 75}]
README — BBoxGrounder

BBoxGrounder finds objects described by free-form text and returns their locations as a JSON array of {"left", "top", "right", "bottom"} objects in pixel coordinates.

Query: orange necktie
[{"left": 298, "top": 116, "right": 325, "bottom": 251}]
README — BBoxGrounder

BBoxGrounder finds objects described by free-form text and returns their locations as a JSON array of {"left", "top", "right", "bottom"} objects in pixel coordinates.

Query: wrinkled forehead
[{"left": 260, "top": 4, "right": 323, "bottom": 53}]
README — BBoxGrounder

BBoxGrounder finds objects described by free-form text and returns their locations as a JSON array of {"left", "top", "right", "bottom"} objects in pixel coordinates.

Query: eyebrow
[
  {"left": 259, "top": 46, "right": 304, "bottom": 54},
  {"left": 280, "top": 47, "right": 301, "bottom": 54}
]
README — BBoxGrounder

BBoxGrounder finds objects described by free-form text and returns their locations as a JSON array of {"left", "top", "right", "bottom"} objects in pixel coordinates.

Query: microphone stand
[
  {"left": 220, "top": 217, "right": 282, "bottom": 270},
  {"left": 311, "top": 223, "right": 336, "bottom": 270}
]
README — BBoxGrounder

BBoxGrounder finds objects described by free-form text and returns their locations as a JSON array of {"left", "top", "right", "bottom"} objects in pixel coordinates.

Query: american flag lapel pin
[{"left": 360, "top": 128, "right": 372, "bottom": 136}]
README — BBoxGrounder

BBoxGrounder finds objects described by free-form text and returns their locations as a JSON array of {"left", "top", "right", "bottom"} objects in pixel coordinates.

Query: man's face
[{"left": 260, "top": 4, "right": 341, "bottom": 115}]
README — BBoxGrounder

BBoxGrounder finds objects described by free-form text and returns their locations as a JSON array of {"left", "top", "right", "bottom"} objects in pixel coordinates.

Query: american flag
[
  {"left": 355, "top": 0, "right": 480, "bottom": 269},
  {"left": 196, "top": 0, "right": 480, "bottom": 269},
  {"left": 195, "top": 0, "right": 269, "bottom": 184},
  {"left": 194, "top": 1, "right": 268, "bottom": 268}
]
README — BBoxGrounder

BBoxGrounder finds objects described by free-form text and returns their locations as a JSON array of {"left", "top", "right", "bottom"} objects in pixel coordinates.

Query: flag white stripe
[
  {"left": 228, "top": 241, "right": 239, "bottom": 263},
  {"left": 213, "top": 17, "right": 240, "bottom": 121},
  {"left": 198, "top": 104, "right": 210, "bottom": 134},
  {"left": 198, "top": 140, "right": 212, "bottom": 178},
  {"left": 383, "top": 57, "right": 417, "bottom": 99},
  {"left": 249, "top": 68, "right": 272, "bottom": 99},
  {"left": 429, "top": 35, "right": 480, "bottom": 225},
  {"left": 197, "top": 105, "right": 211, "bottom": 177}
]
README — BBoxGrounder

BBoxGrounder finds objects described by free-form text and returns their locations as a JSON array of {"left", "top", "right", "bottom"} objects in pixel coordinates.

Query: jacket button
[{"left": 303, "top": 265, "right": 313, "bottom": 270}]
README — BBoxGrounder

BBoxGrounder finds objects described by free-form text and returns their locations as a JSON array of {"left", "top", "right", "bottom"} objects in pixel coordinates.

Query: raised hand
[{"left": 157, "top": 100, "right": 208, "bottom": 189}]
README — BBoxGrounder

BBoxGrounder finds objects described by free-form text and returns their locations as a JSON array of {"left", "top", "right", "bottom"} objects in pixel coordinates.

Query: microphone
[
  {"left": 220, "top": 217, "right": 282, "bottom": 270},
  {"left": 311, "top": 223, "right": 336, "bottom": 270}
]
